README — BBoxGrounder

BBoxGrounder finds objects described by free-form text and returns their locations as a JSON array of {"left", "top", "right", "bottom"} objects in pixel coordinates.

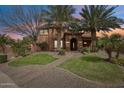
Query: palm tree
[
  {"left": 99, "top": 33, "right": 124, "bottom": 61},
  {"left": 80, "top": 5, "right": 124, "bottom": 52},
  {"left": 44, "top": 5, "right": 75, "bottom": 50},
  {"left": 98, "top": 34, "right": 113, "bottom": 62},
  {"left": 69, "top": 21, "right": 83, "bottom": 35},
  {"left": 110, "top": 34, "right": 124, "bottom": 59}
]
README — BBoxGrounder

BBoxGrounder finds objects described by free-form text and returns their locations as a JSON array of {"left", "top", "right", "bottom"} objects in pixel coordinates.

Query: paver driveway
[{"left": 0, "top": 52, "right": 122, "bottom": 88}]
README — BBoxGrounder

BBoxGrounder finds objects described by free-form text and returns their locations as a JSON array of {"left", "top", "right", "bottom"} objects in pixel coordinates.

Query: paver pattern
[
  {"left": 0, "top": 71, "right": 18, "bottom": 88},
  {"left": 0, "top": 52, "right": 124, "bottom": 88}
]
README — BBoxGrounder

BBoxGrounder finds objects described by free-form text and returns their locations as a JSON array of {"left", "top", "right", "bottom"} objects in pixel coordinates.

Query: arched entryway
[{"left": 70, "top": 38, "right": 77, "bottom": 51}]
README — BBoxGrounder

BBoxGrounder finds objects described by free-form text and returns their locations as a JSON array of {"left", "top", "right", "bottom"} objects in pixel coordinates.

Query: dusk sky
[
  {"left": 0, "top": 5, "right": 124, "bottom": 20},
  {"left": 0, "top": 5, "right": 124, "bottom": 39},
  {"left": 73, "top": 5, "right": 124, "bottom": 20}
]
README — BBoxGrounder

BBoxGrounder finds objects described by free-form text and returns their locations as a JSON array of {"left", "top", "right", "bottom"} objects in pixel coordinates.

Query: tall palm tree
[
  {"left": 69, "top": 21, "right": 83, "bottom": 35},
  {"left": 44, "top": 5, "right": 75, "bottom": 50},
  {"left": 80, "top": 5, "right": 124, "bottom": 52}
]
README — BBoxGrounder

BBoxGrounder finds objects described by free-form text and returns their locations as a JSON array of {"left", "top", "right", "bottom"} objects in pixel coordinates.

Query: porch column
[{"left": 48, "top": 28, "right": 54, "bottom": 51}]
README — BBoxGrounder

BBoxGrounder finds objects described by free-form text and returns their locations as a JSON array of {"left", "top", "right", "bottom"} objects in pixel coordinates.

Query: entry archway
[{"left": 70, "top": 38, "right": 77, "bottom": 51}]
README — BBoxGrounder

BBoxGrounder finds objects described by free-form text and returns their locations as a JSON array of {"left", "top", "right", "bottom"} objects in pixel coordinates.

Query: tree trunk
[
  {"left": 115, "top": 50, "right": 120, "bottom": 59},
  {"left": 31, "top": 36, "right": 38, "bottom": 52},
  {"left": 105, "top": 48, "right": 112, "bottom": 62},
  {"left": 0, "top": 45, "right": 6, "bottom": 53},
  {"left": 57, "top": 30, "right": 61, "bottom": 51},
  {"left": 31, "top": 43, "right": 38, "bottom": 53},
  {"left": 91, "top": 30, "right": 97, "bottom": 52}
]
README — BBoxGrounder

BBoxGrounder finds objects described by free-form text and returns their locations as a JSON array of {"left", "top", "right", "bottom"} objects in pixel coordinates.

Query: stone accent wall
[{"left": 37, "top": 29, "right": 91, "bottom": 51}]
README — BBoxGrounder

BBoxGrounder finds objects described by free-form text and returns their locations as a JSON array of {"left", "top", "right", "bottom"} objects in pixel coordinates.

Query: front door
[{"left": 70, "top": 38, "right": 77, "bottom": 51}]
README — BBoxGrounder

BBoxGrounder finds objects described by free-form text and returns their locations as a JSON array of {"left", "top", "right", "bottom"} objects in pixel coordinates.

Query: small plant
[
  {"left": 112, "top": 58, "right": 124, "bottom": 66},
  {"left": 58, "top": 49, "right": 66, "bottom": 55},
  {"left": 0, "top": 54, "right": 7, "bottom": 63},
  {"left": 79, "top": 47, "right": 90, "bottom": 54},
  {"left": 17, "top": 47, "right": 29, "bottom": 57}
]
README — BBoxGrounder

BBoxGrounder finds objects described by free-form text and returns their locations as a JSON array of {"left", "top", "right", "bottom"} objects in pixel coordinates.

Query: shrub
[
  {"left": 58, "top": 49, "right": 66, "bottom": 55},
  {"left": 98, "top": 33, "right": 124, "bottom": 61},
  {"left": 79, "top": 47, "right": 90, "bottom": 54},
  {"left": 11, "top": 39, "right": 31, "bottom": 57},
  {"left": 18, "top": 48, "right": 29, "bottom": 57},
  {"left": 37, "top": 42, "right": 48, "bottom": 51},
  {"left": 0, "top": 54, "right": 7, "bottom": 63},
  {"left": 112, "top": 58, "right": 124, "bottom": 66},
  {"left": 12, "top": 45, "right": 26, "bottom": 57}
]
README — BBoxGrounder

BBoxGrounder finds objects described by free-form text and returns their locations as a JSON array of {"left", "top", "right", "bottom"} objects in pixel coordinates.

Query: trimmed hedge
[{"left": 0, "top": 54, "right": 7, "bottom": 63}]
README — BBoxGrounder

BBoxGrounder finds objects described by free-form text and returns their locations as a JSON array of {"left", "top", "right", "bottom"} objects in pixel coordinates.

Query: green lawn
[
  {"left": 59, "top": 54, "right": 124, "bottom": 84},
  {"left": 9, "top": 54, "right": 56, "bottom": 66}
]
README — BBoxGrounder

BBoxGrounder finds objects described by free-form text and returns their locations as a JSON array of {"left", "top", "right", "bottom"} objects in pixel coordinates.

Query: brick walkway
[
  {"left": 0, "top": 52, "right": 122, "bottom": 88},
  {"left": 0, "top": 71, "right": 18, "bottom": 88}
]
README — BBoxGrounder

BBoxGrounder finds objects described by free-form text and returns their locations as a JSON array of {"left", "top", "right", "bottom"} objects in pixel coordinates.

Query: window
[
  {"left": 54, "top": 40, "right": 57, "bottom": 48},
  {"left": 40, "top": 30, "right": 48, "bottom": 35},
  {"left": 54, "top": 40, "right": 63, "bottom": 48},
  {"left": 61, "top": 40, "right": 63, "bottom": 48},
  {"left": 84, "top": 42, "right": 87, "bottom": 44}
]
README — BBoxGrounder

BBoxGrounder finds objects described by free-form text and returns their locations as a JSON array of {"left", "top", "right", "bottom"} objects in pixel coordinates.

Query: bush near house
[
  {"left": 37, "top": 41, "right": 48, "bottom": 51},
  {"left": 0, "top": 54, "right": 7, "bottom": 63},
  {"left": 14, "top": 46, "right": 30, "bottom": 57},
  {"left": 79, "top": 47, "right": 90, "bottom": 54},
  {"left": 11, "top": 39, "right": 31, "bottom": 57},
  {"left": 58, "top": 49, "right": 66, "bottom": 55}
]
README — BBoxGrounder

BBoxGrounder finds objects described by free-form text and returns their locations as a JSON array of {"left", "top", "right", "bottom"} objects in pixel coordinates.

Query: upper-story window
[{"left": 40, "top": 29, "right": 48, "bottom": 35}]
